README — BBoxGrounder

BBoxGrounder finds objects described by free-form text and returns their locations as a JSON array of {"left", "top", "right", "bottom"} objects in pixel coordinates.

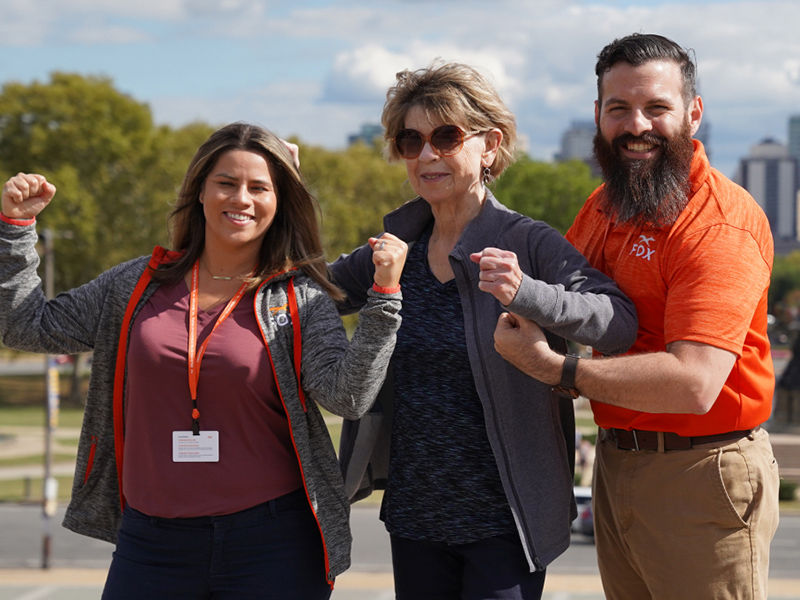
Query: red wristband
[
  {"left": 372, "top": 283, "right": 401, "bottom": 294},
  {"left": 0, "top": 213, "right": 36, "bottom": 226}
]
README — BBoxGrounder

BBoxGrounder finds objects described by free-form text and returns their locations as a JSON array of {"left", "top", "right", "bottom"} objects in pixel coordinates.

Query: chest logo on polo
[{"left": 629, "top": 235, "right": 656, "bottom": 261}]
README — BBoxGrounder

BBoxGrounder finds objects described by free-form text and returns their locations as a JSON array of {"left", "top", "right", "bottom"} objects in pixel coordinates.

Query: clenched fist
[
  {"left": 470, "top": 247, "right": 523, "bottom": 306},
  {"left": 1, "top": 173, "right": 56, "bottom": 221},
  {"left": 369, "top": 232, "right": 408, "bottom": 290}
]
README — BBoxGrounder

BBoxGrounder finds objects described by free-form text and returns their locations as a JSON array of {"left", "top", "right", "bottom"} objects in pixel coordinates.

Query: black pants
[
  {"left": 102, "top": 489, "right": 331, "bottom": 599},
  {"left": 390, "top": 532, "right": 546, "bottom": 599}
]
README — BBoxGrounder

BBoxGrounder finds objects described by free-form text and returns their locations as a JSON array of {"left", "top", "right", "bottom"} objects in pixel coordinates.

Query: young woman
[{"left": 0, "top": 122, "right": 406, "bottom": 599}]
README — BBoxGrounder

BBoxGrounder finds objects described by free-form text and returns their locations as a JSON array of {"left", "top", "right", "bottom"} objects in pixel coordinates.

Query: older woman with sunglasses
[{"left": 331, "top": 63, "right": 637, "bottom": 599}]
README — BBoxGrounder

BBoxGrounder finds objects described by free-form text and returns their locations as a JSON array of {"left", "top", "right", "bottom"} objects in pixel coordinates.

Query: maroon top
[{"left": 122, "top": 279, "right": 303, "bottom": 517}]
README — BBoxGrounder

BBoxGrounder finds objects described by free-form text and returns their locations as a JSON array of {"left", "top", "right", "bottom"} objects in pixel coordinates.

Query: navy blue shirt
[{"left": 381, "top": 226, "right": 516, "bottom": 543}]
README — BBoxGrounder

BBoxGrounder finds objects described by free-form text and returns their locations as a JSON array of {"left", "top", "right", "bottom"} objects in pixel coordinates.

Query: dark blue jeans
[
  {"left": 102, "top": 489, "right": 331, "bottom": 599},
  {"left": 390, "top": 533, "right": 546, "bottom": 600}
]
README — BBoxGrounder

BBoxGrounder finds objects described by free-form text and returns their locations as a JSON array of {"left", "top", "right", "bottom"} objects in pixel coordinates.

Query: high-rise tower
[{"left": 739, "top": 138, "right": 798, "bottom": 244}]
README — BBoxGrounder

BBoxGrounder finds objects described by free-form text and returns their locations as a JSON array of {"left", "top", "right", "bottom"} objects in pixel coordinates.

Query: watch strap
[{"left": 552, "top": 354, "right": 580, "bottom": 399}]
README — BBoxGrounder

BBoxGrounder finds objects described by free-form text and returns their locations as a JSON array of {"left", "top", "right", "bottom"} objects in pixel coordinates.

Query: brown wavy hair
[
  {"left": 381, "top": 61, "right": 517, "bottom": 180},
  {"left": 152, "top": 122, "right": 342, "bottom": 300}
]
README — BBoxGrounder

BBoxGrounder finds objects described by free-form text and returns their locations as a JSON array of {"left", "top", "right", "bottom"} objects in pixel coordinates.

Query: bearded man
[{"left": 488, "top": 33, "right": 779, "bottom": 600}]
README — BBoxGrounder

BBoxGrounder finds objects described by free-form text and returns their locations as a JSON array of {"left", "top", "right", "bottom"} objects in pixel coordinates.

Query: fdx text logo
[{"left": 629, "top": 235, "right": 656, "bottom": 261}]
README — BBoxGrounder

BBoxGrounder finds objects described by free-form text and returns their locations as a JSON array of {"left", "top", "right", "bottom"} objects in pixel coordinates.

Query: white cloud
[
  {"left": 323, "top": 46, "right": 410, "bottom": 104},
  {"left": 321, "top": 41, "right": 521, "bottom": 106},
  {"left": 2, "top": 0, "right": 800, "bottom": 176},
  {"left": 151, "top": 79, "right": 382, "bottom": 150},
  {"left": 0, "top": 0, "right": 273, "bottom": 45}
]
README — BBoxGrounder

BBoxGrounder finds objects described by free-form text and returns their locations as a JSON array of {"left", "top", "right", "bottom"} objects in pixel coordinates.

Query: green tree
[
  {"left": 493, "top": 157, "right": 599, "bottom": 234},
  {"left": 299, "top": 140, "right": 408, "bottom": 258},
  {"left": 128, "top": 122, "right": 217, "bottom": 256},
  {"left": 0, "top": 72, "right": 175, "bottom": 290},
  {"left": 0, "top": 73, "right": 213, "bottom": 400},
  {"left": 771, "top": 251, "right": 800, "bottom": 331}
]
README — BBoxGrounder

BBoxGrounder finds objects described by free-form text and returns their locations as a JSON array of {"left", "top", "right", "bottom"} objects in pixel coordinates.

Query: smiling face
[
  {"left": 402, "top": 104, "right": 497, "bottom": 209},
  {"left": 200, "top": 148, "right": 278, "bottom": 260},
  {"left": 593, "top": 59, "right": 702, "bottom": 226},
  {"left": 595, "top": 59, "right": 701, "bottom": 162}
]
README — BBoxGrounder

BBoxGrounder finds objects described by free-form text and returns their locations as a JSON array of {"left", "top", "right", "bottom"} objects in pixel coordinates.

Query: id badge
[{"left": 172, "top": 431, "right": 219, "bottom": 462}]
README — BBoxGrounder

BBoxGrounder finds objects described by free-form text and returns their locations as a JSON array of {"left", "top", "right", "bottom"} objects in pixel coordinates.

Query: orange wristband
[{"left": 372, "top": 283, "right": 401, "bottom": 294}]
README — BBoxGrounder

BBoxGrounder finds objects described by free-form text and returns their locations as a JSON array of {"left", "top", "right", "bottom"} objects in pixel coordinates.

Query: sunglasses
[{"left": 393, "top": 125, "right": 481, "bottom": 159}]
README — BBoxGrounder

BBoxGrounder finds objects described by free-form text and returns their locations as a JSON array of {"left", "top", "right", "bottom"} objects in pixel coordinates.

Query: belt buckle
[{"left": 631, "top": 430, "right": 640, "bottom": 451}]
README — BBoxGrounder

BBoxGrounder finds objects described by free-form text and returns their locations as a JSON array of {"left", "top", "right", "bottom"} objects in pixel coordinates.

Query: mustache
[
  {"left": 612, "top": 132, "right": 667, "bottom": 152},
  {"left": 593, "top": 122, "right": 694, "bottom": 228}
]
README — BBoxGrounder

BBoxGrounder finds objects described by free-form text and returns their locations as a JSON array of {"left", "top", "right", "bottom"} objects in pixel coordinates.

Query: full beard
[{"left": 593, "top": 122, "right": 695, "bottom": 227}]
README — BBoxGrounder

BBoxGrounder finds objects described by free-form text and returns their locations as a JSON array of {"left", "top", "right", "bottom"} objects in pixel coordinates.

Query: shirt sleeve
[{"left": 663, "top": 223, "right": 771, "bottom": 355}]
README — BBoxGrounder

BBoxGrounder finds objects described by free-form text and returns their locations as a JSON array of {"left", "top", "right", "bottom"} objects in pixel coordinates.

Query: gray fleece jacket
[
  {"left": 0, "top": 219, "right": 401, "bottom": 583},
  {"left": 333, "top": 192, "right": 637, "bottom": 571}
]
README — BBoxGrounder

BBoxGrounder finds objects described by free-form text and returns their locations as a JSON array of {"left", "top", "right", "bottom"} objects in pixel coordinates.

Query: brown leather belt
[{"left": 604, "top": 428, "right": 753, "bottom": 451}]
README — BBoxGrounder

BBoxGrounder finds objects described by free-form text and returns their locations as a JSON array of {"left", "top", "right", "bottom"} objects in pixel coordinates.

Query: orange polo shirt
[{"left": 566, "top": 141, "right": 774, "bottom": 436}]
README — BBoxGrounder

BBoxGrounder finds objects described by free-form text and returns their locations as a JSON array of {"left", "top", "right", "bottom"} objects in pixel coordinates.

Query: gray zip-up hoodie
[
  {"left": 333, "top": 192, "right": 637, "bottom": 571},
  {"left": 0, "top": 219, "right": 401, "bottom": 584}
]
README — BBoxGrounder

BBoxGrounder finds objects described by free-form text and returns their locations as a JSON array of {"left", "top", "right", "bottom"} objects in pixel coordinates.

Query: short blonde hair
[{"left": 381, "top": 62, "right": 517, "bottom": 179}]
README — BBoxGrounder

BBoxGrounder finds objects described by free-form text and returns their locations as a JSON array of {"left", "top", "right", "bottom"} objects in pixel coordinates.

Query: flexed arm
[
  {"left": 0, "top": 171, "right": 103, "bottom": 355},
  {"left": 471, "top": 234, "right": 637, "bottom": 355},
  {"left": 300, "top": 233, "right": 407, "bottom": 420}
]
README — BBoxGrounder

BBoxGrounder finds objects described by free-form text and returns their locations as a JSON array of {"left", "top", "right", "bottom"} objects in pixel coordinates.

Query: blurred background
[{"left": 1, "top": 0, "right": 799, "bottom": 597}]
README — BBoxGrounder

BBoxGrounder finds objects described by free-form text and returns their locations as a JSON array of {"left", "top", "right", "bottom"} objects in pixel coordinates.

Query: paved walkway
[
  {"left": 2, "top": 569, "right": 800, "bottom": 599},
  {"left": 2, "top": 401, "right": 798, "bottom": 599},
  {"left": 772, "top": 431, "right": 800, "bottom": 484}
]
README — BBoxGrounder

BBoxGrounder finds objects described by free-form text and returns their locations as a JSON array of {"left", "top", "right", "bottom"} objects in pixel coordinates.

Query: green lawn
[
  {"left": 0, "top": 475, "right": 75, "bottom": 503},
  {"left": 0, "top": 379, "right": 793, "bottom": 511},
  {"left": 0, "top": 405, "right": 84, "bottom": 428},
  {"left": 0, "top": 453, "right": 77, "bottom": 468}
]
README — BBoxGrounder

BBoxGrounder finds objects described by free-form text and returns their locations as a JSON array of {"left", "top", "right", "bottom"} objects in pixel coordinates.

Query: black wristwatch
[{"left": 552, "top": 354, "right": 580, "bottom": 399}]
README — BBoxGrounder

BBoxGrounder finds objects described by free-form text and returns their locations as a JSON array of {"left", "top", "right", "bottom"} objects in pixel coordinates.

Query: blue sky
[{"left": 2, "top": 0, "right": 799, "bottom": 178}]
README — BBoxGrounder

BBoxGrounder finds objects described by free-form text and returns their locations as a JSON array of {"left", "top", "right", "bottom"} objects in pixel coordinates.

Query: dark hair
[
  {"left": 153, "top": 122, "right": 342, "bottom": 300},
  {"left": 381, "top": 61, "right": 517, "bottom": 179},
  {"left": 595, "top": 33, "right": 697, "bottom": 105}
]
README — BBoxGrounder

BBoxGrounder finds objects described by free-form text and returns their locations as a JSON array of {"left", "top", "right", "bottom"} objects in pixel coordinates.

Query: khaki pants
[{"left": 594, "top": 427, "right": 780, "bottom": 600}]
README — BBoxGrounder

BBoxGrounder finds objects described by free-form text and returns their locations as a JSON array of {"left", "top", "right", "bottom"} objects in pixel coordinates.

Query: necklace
[{"left": 201, "top": 258, "right": 249, "bottom": 281}]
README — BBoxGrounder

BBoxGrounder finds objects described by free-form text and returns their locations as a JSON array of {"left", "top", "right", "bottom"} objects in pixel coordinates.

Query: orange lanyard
[{"left": 187, "top": 261, "right": 249, "bottom": 434}]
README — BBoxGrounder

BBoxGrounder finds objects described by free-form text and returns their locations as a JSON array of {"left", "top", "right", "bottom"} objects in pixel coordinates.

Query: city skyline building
[
  {"left": 696, "top": 118, "right": 711, "bottom": 163},
  {"left": 554, "top": 116, "right": 712, "bottom": 177},
  {"left": 555, "top": 120, "right": 594, "bottom": 162},
  {"left": 555, "top": 120, "right": 599, "bottom": 175},
  {"left": 789, "top": 115, "right": 800, "bottom": 161},
  {"left": 738, "top": 137, "right": 799, "bottom": 251},
  {"left": 347, "top": 123, "right": 383, "bottom": 147}
]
